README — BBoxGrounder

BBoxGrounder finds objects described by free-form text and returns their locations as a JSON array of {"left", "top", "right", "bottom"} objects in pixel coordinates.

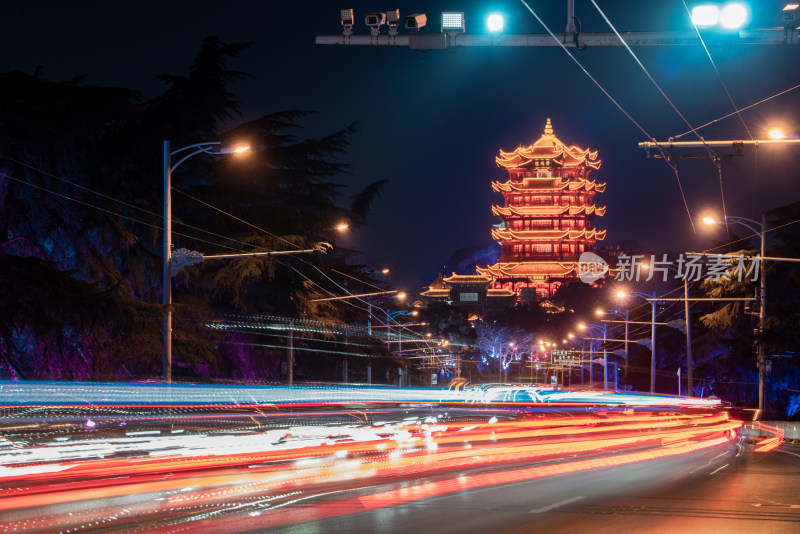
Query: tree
[{"left": 0, "top": 37, "right": 389, "bottom": 382}]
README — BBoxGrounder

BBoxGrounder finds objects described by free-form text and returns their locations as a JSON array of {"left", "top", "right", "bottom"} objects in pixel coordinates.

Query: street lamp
[
  {"left": 703, "top": 213, "right": 767, "bottom": 413},
  {"left": 617, "top": 290, "right": 660, "bottom": 394},
  {"left": 597, "top": 308, "right": 630, "bottom": 377},
  {"left": 578, "top": 322, "right": 607, "bottom": 389},
  {"left": 163, "top": 140, "right": 249, "bottom": 383},
  {"left": 640, "top": 260, "right": 694, "bottom": 396},
  {"left": 768, "top": 128, "right": 786, "bottom": 140},
  {"left": 487, "top": 13, "right": 504, "bottom": 33}
]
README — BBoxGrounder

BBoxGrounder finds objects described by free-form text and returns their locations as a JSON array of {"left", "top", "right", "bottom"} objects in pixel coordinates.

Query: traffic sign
[{"left": 551, "top": 350, "right": 581, "bottom": 366}]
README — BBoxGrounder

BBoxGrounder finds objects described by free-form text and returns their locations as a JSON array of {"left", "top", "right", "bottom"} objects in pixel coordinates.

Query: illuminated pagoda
[{"left": 476, "top": 118, "right": 606, "bottom": 301}]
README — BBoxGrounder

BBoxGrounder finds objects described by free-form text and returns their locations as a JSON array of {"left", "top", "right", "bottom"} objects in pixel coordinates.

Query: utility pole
[
  {"left": 684, "top": 276, "right": 693, "bottom": 396},
  {"left": 287, "top": 329, "right": 294, "bottom": 386},
  {"left": 650, "top": 292, "right": 657, "bottom": 394},
  {"left": 758, "top": 213, "right": 767, "bottom": 415}
]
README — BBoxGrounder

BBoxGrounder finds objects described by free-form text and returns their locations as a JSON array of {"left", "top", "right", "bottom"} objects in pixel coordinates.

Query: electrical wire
[
  {"left": 673, "top": 82, "right": 800, "bottom": 139},
  {"left": 588, "top": 0, "right": 727, "bottom": 233},
  {"left": 174, "top": 188, "right": 303, "bottom": 251},
  {"left": 517, "top": 0, "right": 697, "bottom": 234},
  {"left": 1, "top": 157, "right": 393, "bottom": 320}
]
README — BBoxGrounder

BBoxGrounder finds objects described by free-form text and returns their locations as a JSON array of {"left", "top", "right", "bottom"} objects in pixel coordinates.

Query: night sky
[{"left": 3, "top": 0, "right": 799, "bottom": 289}]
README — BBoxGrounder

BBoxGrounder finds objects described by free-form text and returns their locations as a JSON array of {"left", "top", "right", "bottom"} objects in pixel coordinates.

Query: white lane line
[
  {"left": 709, "top": 463, "right": 729, "bottom": 475},
  {"left": 777, "top": 449, "right": 800, "bottom": 460},
  {"left": 529, "top": 496, "right": 585, "bottom": 514}
]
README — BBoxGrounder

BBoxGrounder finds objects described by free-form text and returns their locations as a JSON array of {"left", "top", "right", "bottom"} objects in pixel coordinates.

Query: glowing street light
[
  {"left": 690, "top": 3, "right": 748, "bottom": 29},
  {"left": 768, "top": 128, "right": 786, "bottom": 140},
  {"left": 691, "top": 5, "right": 719, "bottom": 26},
  {"left": 719, "top": 3, "right": 748, "bottom": 29},
  {"left": 487, "top": 13, "right": 504, "bottom": 33},
  {"left": 335, "top": 222, "right": 349, "bottom": 231}
]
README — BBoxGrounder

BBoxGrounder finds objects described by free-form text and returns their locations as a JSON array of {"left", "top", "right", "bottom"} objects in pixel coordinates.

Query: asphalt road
[
  {"left": 0, "top": 392, "right": 787, "bottom": 534},
  {"left": 283, "top": 443, "right": 800, "bottom": 534}
]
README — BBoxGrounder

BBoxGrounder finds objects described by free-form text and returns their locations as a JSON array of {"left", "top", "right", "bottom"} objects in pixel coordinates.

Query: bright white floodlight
[
  {"left": 441, "top": 11, "right": 465, "bottom": 33},
  {"left": 720, "top": 3, "right": 748, "bottom": 29},
  {"left": 691, "top": 5, "right": 719, "bottom": 26},
  {"left": 487, "top": 13, "right": 504, "bottom": 33}
]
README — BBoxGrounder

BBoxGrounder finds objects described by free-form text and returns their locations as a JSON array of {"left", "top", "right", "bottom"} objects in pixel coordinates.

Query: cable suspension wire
[
  {"left": 588, "top": 0, "right": 729, "bottom": 233},
  {"left": 174, "top": 188, "right": 303, "bottom": 251},
  {"left": 674, "top": 82, "right": 800, "bottom": 139},
  {"left": 4, "top": 174, "right": 257, "bottom": 256},
  {"left": 518, "top": 0, "right": 696, "bottom": 234},
  {"left": 3, "top": 159, "right": 416, "bottom": 335},
  {"left": 3, "top": 168, "right": 367, "bottom": 313}
]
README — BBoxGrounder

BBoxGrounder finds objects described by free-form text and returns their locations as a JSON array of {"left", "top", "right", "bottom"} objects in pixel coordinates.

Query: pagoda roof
[
  {"left": 496, "top": 119, "right": 601, "bottom": 171},
  {"left": 492, "top": 205, "right": 606, "bottom": 217},
  {"left": 492, "top": 178, "right": 605, "bottom": 194},
  {"left": 491, "top": 228, "right": 607, "bottom": 241},
  {"left": 442, "top": 273, "right": 492, "bottom": 284},
  {"left": 487, "top": 288, "right": 516, "bottom": 297},
  {"left": 477, "top": 261, "right": 578, "bottom": 280}
]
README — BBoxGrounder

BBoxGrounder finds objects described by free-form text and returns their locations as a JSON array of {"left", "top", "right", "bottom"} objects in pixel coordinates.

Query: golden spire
[{"left": 544, "top": 118, "right": 553, "bottom": 136}]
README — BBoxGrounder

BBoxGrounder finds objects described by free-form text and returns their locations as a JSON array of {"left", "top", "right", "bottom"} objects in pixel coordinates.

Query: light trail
[{"left": 0, "top": 383, "right": 744, "bottom": 532}]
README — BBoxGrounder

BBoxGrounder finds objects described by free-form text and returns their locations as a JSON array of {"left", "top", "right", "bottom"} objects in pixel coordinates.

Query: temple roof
[
  {"left": 496, "top": 119, "right": 601, "bottom": 171},
  {"left": 492, "top": 178, "right": 606, "bottom": 194},
  {"left": 491, "top": 228, "right": 607, "bottom": 241},
  {"left": 477, "top": 261, "right": 578, "bottom": 280},
  {"left": 492, "top": 205, "right": 606, "bottom": 217},
  {"left": 443, "top": 273, "right": 493, "bottom": 285}
]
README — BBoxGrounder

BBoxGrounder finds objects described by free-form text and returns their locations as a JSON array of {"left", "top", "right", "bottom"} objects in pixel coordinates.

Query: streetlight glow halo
[
  {"left": 691, "top": 5, "right": 719, "bottom": 26},
  {"left": 487, "top": 13, "right": 503, "bottom": 32},
  {"left": 720, "top": 3, "right": 748, "bottom": 29}
]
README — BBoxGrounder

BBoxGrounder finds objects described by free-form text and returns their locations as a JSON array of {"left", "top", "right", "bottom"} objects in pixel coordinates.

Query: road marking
[
  {"left": 709, "top": 463, "right": 729, "bottom": 475},
  {"left": 529, "top": 496, "right": 584, "bottom": 514},
  {"left": 777, "top": 449, "right": 800, "bottom": 460}
]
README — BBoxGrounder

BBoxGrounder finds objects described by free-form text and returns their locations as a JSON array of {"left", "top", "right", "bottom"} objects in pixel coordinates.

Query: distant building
[{"left": 476, "top": 118, "right": 607, "bottom": 302}]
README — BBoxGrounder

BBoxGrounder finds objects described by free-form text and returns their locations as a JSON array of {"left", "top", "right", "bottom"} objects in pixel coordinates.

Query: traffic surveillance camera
[
  {"left": 404, "top": 13, "right": 427, "bottom": 31},
  {"left": 365, "top": 12, "right": 386, "bottom": 27},
  {"left": 365, "top": 11, "right": 386, "bottom": 36}
]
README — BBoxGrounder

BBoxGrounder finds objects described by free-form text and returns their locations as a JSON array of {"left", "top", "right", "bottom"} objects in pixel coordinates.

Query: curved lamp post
[
  {"left": 579, "top": 323, "right": 606, "bottom": 390},
  {"left": 597, "top": 307, "right": 629, "bottom": 377},
  {"left": 163, "top": 140, "right": 249, "bottom": 383},
  {"left": 703, "top": 214, "right": 767, "bottom": 412},
  {"left": 618, "top": 290, "right": 659, "bottom": 394}
]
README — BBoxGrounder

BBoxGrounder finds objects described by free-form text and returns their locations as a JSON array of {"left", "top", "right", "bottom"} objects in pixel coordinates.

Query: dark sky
[{"left": 3, "top": 1, "right": 799, "bottom": 289}]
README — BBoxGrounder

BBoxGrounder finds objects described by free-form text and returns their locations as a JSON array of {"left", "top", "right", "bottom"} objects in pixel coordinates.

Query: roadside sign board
[{"left": 551, "top": 350, "right": 581, "bottom": 366}]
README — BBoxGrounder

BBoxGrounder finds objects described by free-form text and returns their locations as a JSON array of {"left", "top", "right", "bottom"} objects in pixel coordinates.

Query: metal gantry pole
[
  {"left": 162, "top": 141, "right": 172, "bottom": 384},
  {"left": 684, "top": 277, "right": 693, "bottom": 396},
  {"left": 624, "top": 309, "right": 629, "bottom": 377},
  {"left": 758, "top": 213, "right": 767, "bottom": 415},
  {"left": 603, "top": 322, "right": 608, "bottom": 391},
  {"left": 650, "top": 292, "right": 657, "bottom": 394}
]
